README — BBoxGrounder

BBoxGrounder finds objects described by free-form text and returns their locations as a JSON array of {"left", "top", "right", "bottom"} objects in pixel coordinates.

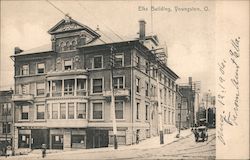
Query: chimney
[
  {"left": 188, "top": 77, "right": 192, "bottom": 88},
  {"left": 139, "top": 19, "right": 146, "bottom": 40},
  {"left": 14, "top": 47, "right": 23, "bottom": 54}
]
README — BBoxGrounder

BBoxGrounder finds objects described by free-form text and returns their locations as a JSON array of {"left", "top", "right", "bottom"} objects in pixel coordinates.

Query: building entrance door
[
  {"left": 31, "top": 129, "right": 49, "bottom": 149},
  {"left": 86, "top": 129, "right": 109, "bottom": 149}
]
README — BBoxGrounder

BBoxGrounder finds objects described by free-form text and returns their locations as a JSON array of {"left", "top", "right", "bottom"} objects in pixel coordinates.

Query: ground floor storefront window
[
  {"left": 18, "top": 134, "right": 30, "bottom": 148},
  {"left": 52, "top": 135, "right": 63, "bottom": 149},
  {"left": 71, "top": 135, "right": 85, "bottom": 148}
]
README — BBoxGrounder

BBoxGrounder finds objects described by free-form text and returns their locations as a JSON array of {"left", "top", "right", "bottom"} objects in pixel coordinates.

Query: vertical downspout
[{"left": 130, "top": 49, "right": 134, "bottom": 145}]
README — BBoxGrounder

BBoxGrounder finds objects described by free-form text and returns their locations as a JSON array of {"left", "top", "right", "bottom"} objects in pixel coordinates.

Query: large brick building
[{"left": 11, "top": 16, "right": 178, "bottom": 150}]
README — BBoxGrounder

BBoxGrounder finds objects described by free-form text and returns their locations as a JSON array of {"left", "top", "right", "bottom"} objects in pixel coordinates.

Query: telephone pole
[
  {"left": 157, "top": 68, "right": 164, "bottom": 144},
  {"left": 110, "top": 46, "right": 118, "bottom": 149}
]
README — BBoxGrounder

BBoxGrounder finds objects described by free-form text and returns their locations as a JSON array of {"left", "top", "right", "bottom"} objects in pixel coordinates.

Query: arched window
[
  {"left": 65, "top": 41, "right": 70, "bottom": 51},
  {"left": 60, "top": 42, "right": 65, "bottom": 52},
  {"left": 71, "top": 40, "right": 77, "bottom": 50}
]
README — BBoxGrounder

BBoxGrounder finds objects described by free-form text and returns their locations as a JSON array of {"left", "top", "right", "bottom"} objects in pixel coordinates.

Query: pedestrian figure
[{"left": 41, "top": 144, "right": 46, "bottom": 158}]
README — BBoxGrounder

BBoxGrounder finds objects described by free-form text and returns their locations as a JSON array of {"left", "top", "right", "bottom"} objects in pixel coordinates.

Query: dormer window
[{"left": 64, "top": 59, "right": 72, "bottom": 70}]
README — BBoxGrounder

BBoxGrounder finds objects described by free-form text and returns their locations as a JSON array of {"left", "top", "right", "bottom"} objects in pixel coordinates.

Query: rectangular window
[
  {"left": 135, "top": 78, "right": 140, "bottom": 93},
  {"left": 92, "top": 79, "right": 103, "bottom": 93},
  {"left": 145, "top": 82, "right": 149, "bottom": 96},
  {"left": 2, "top": 103, "right": 11, "bottom": 116},
  {"left": 93, "top": 56, "right": 102, "bottom": 69},
  {"left": 60, "top": 103, "right": 66, "bottom": 119},
  {"left": 92, "top": 102, "right": 103, "bottom": 119},
  {"left": 115, "top": 54, "right": 124, "bottom": 67},
  {"left": 2, "top": 123, "right": 11, "bottom": 134},
  {"left": 160, "top": 89, "right": 162, "bottom": 99},
  {"left": 68, "top": 103, "right": 75, "bottom": 119},
  {"left": 115, "top": 101, "right": 123, "bottom": 119},
  {"left": 135, "top": 55, "right": 140, "bottom": 67},
  {"left": 21, "top": 84, "right": 29, "bottom": 94},
  {"left": 64, "top": 60, "right": 72, "bottom": 70},
  {"left": 77, "top": 79, "right": 87, "bottom": 96},
  {"left": 52, "top": 80, "right": 62, "bottom": 97},
  {"left": 168, "top": 111, "right": 171, "bottom": 124},
  {"left": 36, "top": 104, "right": 45, "bottom": 120},
  {"left": 136, "top": 103, "right": 140, "bottom": 120},
  {"left": 52, "top": 103, "right": 58, "bottom": 119},
  {"left": 145, "top": 61, "right": 149, "bottom": 74},
  {"left": 114, "top": 77, "right": 124, "bottom": 89},
  {"left": 172, "top": 112, "right": 174, "bottom": 124},
  {"left": 64, "top": 79, "right": 74, "bottom": 96},
  {"left": 77, "top": 103, "right": 86, "bottom": 119},
  {"left": 21, "top": 64, "right": 29, "bottom": 75},
  {"left": 164, "top": 110, "right": 167, "bottom": 124},
  {"left": 145, "top": 104, "right": 149, "bottom": 121},
  {"left": 36, "top": 82, "right": 45, "bottom": 96},
  {"left": 21, "top": 105, "right": 29, "bottom": 120},
  {"left": 37, "top": 63, "right": 45, "bottom": 74}
]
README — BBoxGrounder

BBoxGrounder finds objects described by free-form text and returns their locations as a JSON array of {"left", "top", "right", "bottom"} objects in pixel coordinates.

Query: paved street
[{"left": 3, "top": 129, "right": 215, "bottom": 160}]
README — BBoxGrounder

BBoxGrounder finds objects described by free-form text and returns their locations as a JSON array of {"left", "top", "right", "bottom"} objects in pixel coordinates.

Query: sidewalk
[{"left": 6, "top": 129, "right": 192, "bottom": 159}]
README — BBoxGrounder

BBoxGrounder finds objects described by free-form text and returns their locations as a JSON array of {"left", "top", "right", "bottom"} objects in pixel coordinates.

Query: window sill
[
  {"left": 89, "top": 119, "right": 104, "bottom": 122},
  {"left": 34, "top": 119, "right": 46, "bottom": 122},
  {"left": 18, "top": 119, "right": 30, "bottom": 122}
]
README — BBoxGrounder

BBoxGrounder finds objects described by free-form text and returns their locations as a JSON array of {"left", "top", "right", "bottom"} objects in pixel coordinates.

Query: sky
[{"left": 0, "top": 0, "right": 216, "bottom": 95}]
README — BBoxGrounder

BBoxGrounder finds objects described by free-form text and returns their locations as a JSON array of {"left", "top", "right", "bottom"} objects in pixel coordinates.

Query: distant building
[
  {"left": 175, "top": 87, "right": 189, "bottom": 129},
  {"left": 178, "top": 77, "right": 195, "bottom": 128},
  {"left": 0, "top": 90, "right": 14, "bottom": 151},
  {"left": 11, "top": 16, "right": 179, "bottom": 150}
]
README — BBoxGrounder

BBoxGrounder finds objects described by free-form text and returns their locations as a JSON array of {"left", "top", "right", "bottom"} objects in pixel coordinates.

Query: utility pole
[
  {"left": 110, "top": 46, "right": 118, "bottom": 149},
  {"left": 206, "top": 90, "right": 210, "bottom": 125},
  {"left": 157, "top": 68, "right": 164, "bottom": 144}
]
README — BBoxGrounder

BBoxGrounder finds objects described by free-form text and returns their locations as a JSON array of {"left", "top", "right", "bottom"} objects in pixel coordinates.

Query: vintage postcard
[{"left": 0, "top": 0, "right": 249, "bottom": 159}]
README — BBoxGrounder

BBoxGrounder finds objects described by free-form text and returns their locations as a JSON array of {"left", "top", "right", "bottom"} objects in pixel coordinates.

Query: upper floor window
[
  {"left": 115, "top": 101, "right": 124, "bottom": 119},
  {"left": 92, "top": 78, "right": 103, "bottom": 93},
  {"left": 21, "top": 64, "right": 29, "bottom": 75},
  {"left": 21, "top": 105, "right": 29, "bottom": 120},
  {"left": 135, "top": 55, "right": 140, "bottom": 68},
  {"left": 145, "top": 61, "right": 149, "bottom": 74},
  {"left": 136, "top": 78, "right": 140, "bottom": 93},
  {"left": 145, "top": 104, "right": 149, "bottom": 121},
  {"left": 2, "top": 103, "right": 11, "bottom": 116},
  {"left": 36, "top": 104, "right": 45, "bottom": 120},
  {"left": 92, "top": 102, "right": 103, "bottom": 120},
  {"left": 77, "top": 103, "right": 86, "bottom": 119},
  {"left": 136, "top": 102, "right": 140, "bottom": 120},
  {"left": 114, "top": 54, "right": 124, "bottom": 67},
  {"left": 93, "top": 56, "right": 103, "bottom": 69},
  {"left": 70, "top": 40, "right": 77, "bottom": 50},
  {"left": 68, "top": 103, "right": 75, "bottom": 119},
  {"left": 2, "top": 123, "right": 11, "bottom": 134},
  {"left": 114, "top": 77, "right": 124, "bottom": 89},
  {"left": 21, "top": 84, "right": 29, "bottom": 94},
  {"left": 64, "top": 79, "right": 74, "bottom": 96},
  {"left": 64, "top": 60, "right": 72, "bottom": 70},
  {"left": 60, "top": 103, "right": 66, "bottom": 119},
  {"left": 36, "top": 82, "right": 45, "bottom": 96},
  {"left": 37, "top": 63, "right": 45, "bottom": 74},
  {"left": 52, "top": 103, "right": 58, "bottom": 119},
  {"left": 145, "top": 82, "right": 149, "bottom": 96}
]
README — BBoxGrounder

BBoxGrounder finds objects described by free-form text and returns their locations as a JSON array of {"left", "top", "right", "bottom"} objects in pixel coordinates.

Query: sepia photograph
[{"left": 0, "top": 0, "right": 249, "bottom": 159}]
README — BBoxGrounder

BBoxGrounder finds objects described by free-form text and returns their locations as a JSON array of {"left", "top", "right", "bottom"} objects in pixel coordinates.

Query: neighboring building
[
  {"left": 175, "top": 87, "right": 189, "bottom": 129},
  {"left": 11, "top": 16, "right": 178, "bottom": 150},
  {"left": 0, "top": 90, "right": 14, "bottom": 151},
  {"left": 178, "top": 77, "right": 195, "bottom": 128}
]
